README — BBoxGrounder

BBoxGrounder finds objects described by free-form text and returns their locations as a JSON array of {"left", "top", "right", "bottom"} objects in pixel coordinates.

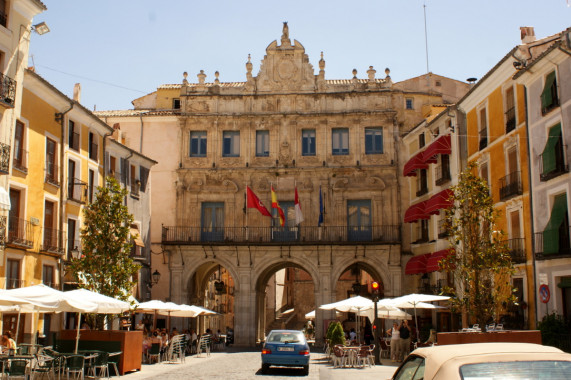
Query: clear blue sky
[{"left": 29, "top": 0, "right": 570, "bottom": 111}]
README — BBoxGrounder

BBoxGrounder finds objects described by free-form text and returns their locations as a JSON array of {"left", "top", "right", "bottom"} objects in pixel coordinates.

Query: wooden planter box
[
  {"left": 58, "top": 330, "right": 143, "bottom": 375},
  {"left": 437, "top": 330, "right": 542, "bottom": 346}
]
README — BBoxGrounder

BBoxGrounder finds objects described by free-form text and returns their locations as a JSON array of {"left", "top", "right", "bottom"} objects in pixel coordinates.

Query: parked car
[
  {"left": 261, "top": 330, "right": 310, "bottom": 375},
  {"left": 392, "top": 342, "right": 571, "bottom": 380}
]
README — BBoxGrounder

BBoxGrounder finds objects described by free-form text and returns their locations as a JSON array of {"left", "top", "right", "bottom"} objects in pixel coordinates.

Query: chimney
[
  {"left": 520, "top": 27, "right": 536, "bottom": 44},
  {"left": 73, "top": 83, "right": 81, "bottom": 102},
  {"left": 112, "top": 123, "right": 121, "bottom": 141}
]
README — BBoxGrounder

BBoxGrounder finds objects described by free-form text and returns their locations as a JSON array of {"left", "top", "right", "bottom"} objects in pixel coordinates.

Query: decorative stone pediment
[
  {"left": 256, "top": 23, "right": 316, "bottom": 93},
  {"left": 180, "top": 172, "right": 238, "bottom": 193}
]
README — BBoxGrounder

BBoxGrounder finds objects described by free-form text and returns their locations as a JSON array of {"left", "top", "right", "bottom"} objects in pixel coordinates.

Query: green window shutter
[
  {"left": 557, "top": 277, "right": 571, "bottom": 288},
  {"left": 541, "top": 123, "right": 562, "bottom": 175},
  {"left": 543, "top": 193, "right": 568, "bottom": 254},
  {"left": 541, "top": 71, "right": 556, "bottom": 110}
]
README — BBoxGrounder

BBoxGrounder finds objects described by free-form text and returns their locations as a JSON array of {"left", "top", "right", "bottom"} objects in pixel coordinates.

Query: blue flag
[{"left": 318, "top": 186, "right": 324, "bottom": 226}]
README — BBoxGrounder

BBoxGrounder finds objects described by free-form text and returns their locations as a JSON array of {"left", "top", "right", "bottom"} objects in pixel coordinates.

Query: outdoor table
[{"left": 340, "top": 346, "right": 361, "bottom": 367}]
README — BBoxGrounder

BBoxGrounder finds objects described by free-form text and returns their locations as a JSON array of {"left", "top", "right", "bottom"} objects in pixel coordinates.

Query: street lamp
[
  {"left": 32, "top": 22, "right": 50, "bottom": 35},
  {"left": 148, "top": 269, "right": 161, "bottom": 288}
]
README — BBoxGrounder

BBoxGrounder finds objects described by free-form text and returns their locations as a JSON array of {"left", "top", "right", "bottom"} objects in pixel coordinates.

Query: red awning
[
  {"left": 425, "top": 189, "right": 454, "bottom": 215},
  {"left": 404, "top": 201, "right": 429, "bottom": 223},
  {"left": 423, "top": 134, "right": 451, "bottom": 164},
  {"left": 403, "top": 151, "right": 428, "bottom": 177},
  {"left": 426, "top": 249, "right": 454, "bottom": 272},
  {"left": 405, "top": 253, "right": 431, "bottom": 275}
]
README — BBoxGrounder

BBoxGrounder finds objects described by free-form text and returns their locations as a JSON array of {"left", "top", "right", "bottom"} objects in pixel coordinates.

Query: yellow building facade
[
  {"left": 1, "top": 69, "right": 111, "bottom": 342},
  {"left": 459, "top": 49, "right": 535, "bottom": 329}
]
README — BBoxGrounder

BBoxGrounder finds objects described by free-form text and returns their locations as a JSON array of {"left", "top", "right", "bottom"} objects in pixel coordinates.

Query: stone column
[{"left": 233, "top": 267, "right": 255, "bottom": 346}]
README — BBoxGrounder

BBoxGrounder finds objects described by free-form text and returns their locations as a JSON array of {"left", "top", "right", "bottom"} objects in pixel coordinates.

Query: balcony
[
  {"left": 534, "top": 228, "right": 571, "bottom": 260},
  {"left": 438, "top": 219, "right": 449, "bottom": 239},
  {"left": 107, "top": 169, "right": 121, "bottom": 182},
  {"left": 479, "top": 127, "right": 488, "bottom": 150},
  {"left": 506, "top": 238, "right": 526, "bottom": 264},
  {"left": 6, "top": 278, "right": 23, "bottom": 289},
  {"left": 162, "top": 225, "right": 401, "bottom": 245},
  {"left": 45, "top": 163, "right": 59, "bottom": 186},
  {"left": 416, "top": 186, "right": 428, "bottom": 197},
  {"left": 69, "top": 132, "right": 80, "bottom": 151},
  {"left": 0, "top": 142, "right": 10, "bottom": 174},
  {"left": 499, "top": 171, "right": 523, "bottom": 201},
  {"left": 12, "top": 147, "right": 28, "bottom": 173},
  {"left": 435, "top": 165, "right": 451, "bottom": 186},
  {"left": 540, "top": 146, "right": 568, "bottom": 182},
  {"left": 7, "top": 216, "right": 34, "bottom": 249},
  {"left": 0, "top": 215, "right": 5, "bottom": 247},
  {"left": 130, "top": 181, "right": 140, "bottom": 199},
  {"left": 418, "top": 279, "right": 446, "bottom": 295},
  {"left": 67, "top": 178, "right": 87, "bottom": 203},
  {"left": 41, "top": 227, "right": 65, "bottom": 255},
  {"left": 505, "top": 107, "right": 516, "bottom": 133},
  {"left": 0, "top": 72, "right": 16, "bottom": 108},
  {"left": 89, "top": 142, "right": 98, "bottom": 161}
]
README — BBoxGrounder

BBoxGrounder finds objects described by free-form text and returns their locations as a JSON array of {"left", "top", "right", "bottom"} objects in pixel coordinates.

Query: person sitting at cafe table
[{"left": 1, "top": 331, "right": 17, "bottom": 354}]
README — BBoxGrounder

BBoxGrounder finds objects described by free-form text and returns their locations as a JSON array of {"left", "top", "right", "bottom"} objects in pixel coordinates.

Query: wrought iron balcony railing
[
  {"left": 89, "top": 142, "right": 98, "bottom": 161},
  {"left": 12, "top": 146, "right": 28, "bottom": 173},
  {"left": 540, "top": 145, "right": 568, "bottom": 182},
  {"left": 162, "top": 225, "right": 401, "bottom": 245},
  {"left": 499, "top": 171, "right": 523, "bottom": 201},
  {"left": 7, "top": 216, "right": 34, "bottom": 248},
  {"left": 0, "top": 72, "right": 16, "bottom": 108},
  {"left": 45, "top": 163, "right": 59, "bottom": 186},
  {"left": 41, "top": 227, "right": 65, "bottom": 255},
  {"left": 505, "top": 107, "right": 516, "bottom": 133},
  {"left": 69, "top": 131, "right": 80, "bottom": 151},
  {"left": 479, "top": 127, "right": 488, "bottom": 150},
  {"left": 0, "top": 142, "right": 10, "bottom": 174},
  {"left": 534, "top": 228, "right": 571, "bottom": 260},
  {"left": 130, "top": 181, "right": 140, "bottom": 198},
  {"left": 67, "top": 177, "right": 87, "bottom": 203},
  {"left": 435, "top": 165, "right": 451, "bottom": 186},
  {"left": 506, "top": 237, "right": 526, "bottom": 264},
  {"left": 438, "top": 219, "right": 449, "bottom": 239},
  {"left": 6, "top": 278, "right": 23, "bottom": 289}
]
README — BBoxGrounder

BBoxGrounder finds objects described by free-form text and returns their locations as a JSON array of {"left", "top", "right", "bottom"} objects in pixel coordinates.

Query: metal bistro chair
[
  {"left": 31, "top": 354, "right": 60, "bottom": 380},
  {"left": 5, "top": 359, "right": 29, "bottom": 380},
  {"left": 147, "top": 343, "right": 161, "bottom": 364},
  {"left": 64, "top": 355, "right": 85, "bottom": 380},
  {"left": 88, "top": 352, "right": 109, "bottom": 380},
  {"left": 196, "top": 335, "right": 210, "bottom": 358}
]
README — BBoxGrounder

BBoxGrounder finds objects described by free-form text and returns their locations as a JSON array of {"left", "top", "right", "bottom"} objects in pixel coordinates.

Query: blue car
[{"left": 261, "top": 330, "right": 310, "bottom": 375}]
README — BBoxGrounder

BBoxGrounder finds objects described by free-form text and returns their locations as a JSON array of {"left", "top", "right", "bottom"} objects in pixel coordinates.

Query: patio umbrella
[
  {"left": 65, "top": 289, "right": 131, "bottom": 353},
  {"left": 389, "top": 294, "right": 449, "bottom": 338},
  {"left": 137, "top": 300, "right": 184, "bottom": 331},
  {"left": 0, "top": 291, "right": 51, "bottom": 344},
  {"left": 6, "top": 284, "right": 98, "bottom": 349},
  {"left": 320, "top": 296, "right": 396, "bottom": 343}
]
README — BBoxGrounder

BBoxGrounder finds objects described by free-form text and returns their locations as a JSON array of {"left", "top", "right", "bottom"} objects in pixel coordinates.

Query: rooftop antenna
[{"left": 422, "top": 0, "right": 430, "bottom": 88}]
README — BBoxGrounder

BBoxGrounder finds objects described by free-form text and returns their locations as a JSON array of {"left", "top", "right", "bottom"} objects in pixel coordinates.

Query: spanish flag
[{"left": 271, "top": 185, "right": 285, "bottom": 227}]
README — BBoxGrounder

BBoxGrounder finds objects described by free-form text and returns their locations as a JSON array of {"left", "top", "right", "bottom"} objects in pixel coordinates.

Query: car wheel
[
  {"left": 261, "top": 363, "right": 270, "bottom": 374},
  {"left": 302, "top": 365, "right": 309, "bottom": 376}
]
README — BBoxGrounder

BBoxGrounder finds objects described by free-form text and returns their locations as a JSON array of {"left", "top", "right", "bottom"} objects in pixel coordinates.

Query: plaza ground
[{"left": 119, "top": 347, "right": 399, "bottom": 380}]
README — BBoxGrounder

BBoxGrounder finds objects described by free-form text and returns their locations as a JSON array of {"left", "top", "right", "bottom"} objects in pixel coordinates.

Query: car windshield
[
  {"left": 393, "top": 355, "right": 425, "bottom": 380},
  {"left": 460, "top": 360, "right": 571, "bottom": 380},
  {"left": 267, "top": 332, "right": 305, "bottom": 344}
]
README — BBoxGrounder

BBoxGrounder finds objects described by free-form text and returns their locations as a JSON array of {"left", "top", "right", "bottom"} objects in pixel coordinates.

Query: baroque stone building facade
[{"left": 97, "top": 24, "right": 469, "bottom": 345}]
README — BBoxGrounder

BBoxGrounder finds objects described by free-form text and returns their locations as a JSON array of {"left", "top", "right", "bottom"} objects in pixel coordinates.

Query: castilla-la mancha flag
[
  {"left": 246, "top": 186, "right": 272, "bottom": 217},
  {"left": 294, "top": 186, "right": 304, "bottom": 225}
]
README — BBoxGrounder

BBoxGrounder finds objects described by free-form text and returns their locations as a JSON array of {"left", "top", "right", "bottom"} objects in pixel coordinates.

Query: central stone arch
[{"left": 253, "top": 257, "right": 321, "bottom": 342}]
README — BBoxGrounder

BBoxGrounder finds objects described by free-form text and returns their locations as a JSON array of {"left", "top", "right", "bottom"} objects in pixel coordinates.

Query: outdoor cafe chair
[
  {"left": 331, "top": 345, "right": 346, "bottom": 368},
  {"left": 64, "top": 355, "right": 85, "bottom": 380},
  {"left": 87, "top": 351, "right": 109, "bottom": 380},
  {"left": 31, "top": 354, "right": 60, "bottom": 380},
  {"left": 147, "top": 343, "right": 161, "bottom": 364},
  {"left": 4, "top": 359, "right": 29, "bottom": 380},
  {"left": 196, "top": 335, "right": 210, "bottom": 358}
]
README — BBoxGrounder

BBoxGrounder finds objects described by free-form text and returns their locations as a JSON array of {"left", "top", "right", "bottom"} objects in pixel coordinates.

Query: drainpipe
[
  {"left": 55, "top": 103, "right": 73, "bottom": 291},
  {"left": 523, "top": 85, "right": 538, "bottom": 328}
]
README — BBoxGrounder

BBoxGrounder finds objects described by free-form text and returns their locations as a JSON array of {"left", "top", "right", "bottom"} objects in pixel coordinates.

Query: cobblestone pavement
[{"left": 119, "top": 348, "right": 399, "bottom": 380}]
